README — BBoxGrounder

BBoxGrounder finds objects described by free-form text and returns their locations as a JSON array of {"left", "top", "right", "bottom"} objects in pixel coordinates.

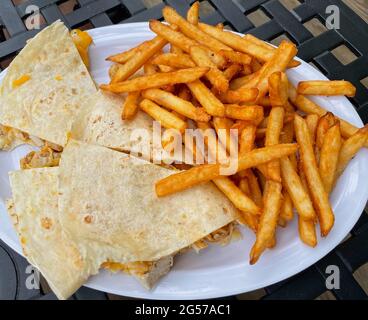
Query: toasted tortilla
[
  {"left": 0, "top": 21, "right": 97, "bottom": 147},
  {"left": 58, "top": 139, "right": 237, "bottom": 263},
  {"left": 8, "top": 168, "right": 92, "bottom": 300},
  {"left": 71, "top": 90, "right": 190, "bottom": 164}
]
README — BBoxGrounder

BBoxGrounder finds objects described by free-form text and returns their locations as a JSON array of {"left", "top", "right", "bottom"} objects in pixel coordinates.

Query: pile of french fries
[{"left": 101, "top": 3, "right": 368, "bottom": 264}]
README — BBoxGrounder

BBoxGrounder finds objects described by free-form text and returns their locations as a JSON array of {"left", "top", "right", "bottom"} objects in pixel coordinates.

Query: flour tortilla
[
  {"left": 8, "top": 168, "right": 92, "bottom": 300},
  {"left": 58, "top": 139, "right": 237, "bottom": 264},
  {"left": 0, "top": 21, "right": 97, "bottom": 147},
  {"left": 72, "top": 90, "right": 191, "bottom": 164}
]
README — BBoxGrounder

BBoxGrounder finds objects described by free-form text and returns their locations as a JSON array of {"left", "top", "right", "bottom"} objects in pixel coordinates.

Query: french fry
[
  {"left": 155, "top": 143, "right": 298, "bottom": 196},
  {"left": 298, "top": 217, "right": 317, "bottom": 247},
  {"left": 265, "top": 107, "right": 285, "bottom": 182},
  {"left": 294, "top": 114, "right": 334, "bottom": 236},
  {"left": 238, "top": 210, "right": 259, "bottom": 233},
  {"left": 163, "top": 6, "right": 231, "bottom": 52},
  {"left": 280, "top": 157, "right": 316, "bottom": 221},
  {"left": 316, "top": 113, "right": 336, "bottom": 150},
  {"left": 212, "top": 117, "right": 237, "bottom": 154},
  {"left": 213, "top": 177, "right": 260, "bottom": 215},
  {"left": 198, "top": 23, "right": 300, "bottom": 68},
  {"left": 216, "top": 23, "right": 224, "bottom": 30},
  {"left": 110, "top": 36, "right": 167, "bottom": 83},
  {"left": 157, "top": 64, "right": 174, "bottom": 73},
  {"left": 225, "top": 105, "right": 264, "bottom": 122},
  {"left": 280, "top": 121, "right": 297, "bottom": 170},
  {"left": 242, "top": 64, "right": 253, "bottom": 75},
  {"left": 244, "top": 34, "right": 301, "bottom": 68},
  {"left": 297, "top": 160, "right": 317, "bottom": 247},
  {"left": 335, "top": 125, "right": 368, "bottom": 179},
  {"left": 319, "top": 123, "right": 342, "bottom": 194},
  {"left": 122, "top": 91, "right": 140, "bottom": 120},
  {"left": 294, "top": 93, "right": 368, "bottom": 147},
  {"left": 151, "top": 53, "right": 196, "bottom": 68},
  {"left": 268, "top": 72, "right": 288, "bottom": 107},
  {"left": 101, "top": 67, "right": 209, "bottom": 93},
  {"left": 189, "top": 46, "right": 229, "bottom": 92},
  {"left": 247, "top": 170, "right": 263, "bottom": 207},
  {"left": 279, "top": 190, "right": 293, "bottom": 226},
  {"left": 187, "top": 80, "right": 225, "bottom": 116},
  {"left": 178, "top": 85, "right": 192, "bottom": 101},
  {"left": 250, "top": 180, "right": 282, "bottom": 264},
  {"left": 142, "top": 89, "right": 210, "bottom": 122},
  {"left": 187, "top": 1, "right": 199, "bottom": 25},
  {"left": 230, "top": 71, "right": 260, "bottom": 90},
  {"left": 250, "top": 58, "right": 263, "bottom": 73},
  {"left": 170, "top": 44, "right": 183, "bottom": 54},
  {"left": 223, "top": 64, "right": 242, "bottom": 81},
  {"left": 219, "top": 50, "right": 252, "bottom": 66},
  {"left": 239, "top": 124, "right": 256, "bottom": 155},
  {"left": 297, "top": 80, "right": 356, "bottom": 97},
  {"left": 239, "top": 177, "right": 251, "bottom": 195},
  {"left": 108, "top": 63, "right": 120, "bottom": 79},
  {"left": 254, "top": 41, "right": 298, "bottom": 100},
  {"left": 140, "top": 99, "right": 187, "bottom": 133},
  {"left": 106, "top": 39, "right": 154, "bottom": 63},
  {"left": 219, "top": 87, "right": 259, "bottom": 104},
  {"left": 306, "top": 114, "right": 319, "bottom": 146},
  {"left": 144, "top": 61, "right": 158, "bottom": 75}
]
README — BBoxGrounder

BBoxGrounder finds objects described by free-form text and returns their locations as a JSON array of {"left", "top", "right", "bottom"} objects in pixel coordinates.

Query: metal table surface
[{"left": 0, "top": 0, "right": 367, "bottom": 300}]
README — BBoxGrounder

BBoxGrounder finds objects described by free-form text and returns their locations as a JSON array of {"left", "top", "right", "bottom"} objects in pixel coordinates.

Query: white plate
[{"left": 1, "top": 23, "right": 367, "bottom": 300}]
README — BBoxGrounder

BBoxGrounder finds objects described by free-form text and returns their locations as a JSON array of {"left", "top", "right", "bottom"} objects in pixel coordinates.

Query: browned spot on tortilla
[{"left": 41, "top": 217, "right": 53, "bottom": 229}]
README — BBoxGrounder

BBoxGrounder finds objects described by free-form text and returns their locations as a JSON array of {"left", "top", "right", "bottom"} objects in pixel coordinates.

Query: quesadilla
[
  {"left": 72, "top": 90, "right": 191, "bottom": 164},
  {"left": 0, "top": 21, "right": 97, "bottom": 148},
  {"left": 8, "top": 167, "right": 176, "bottom": 299},
  {"left": 58, "top": 139, "right": 237, "bottom": 264}
]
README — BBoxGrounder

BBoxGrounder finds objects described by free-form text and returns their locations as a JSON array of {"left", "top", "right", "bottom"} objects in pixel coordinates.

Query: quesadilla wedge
[
  {"left": 71, "top": 90, "right": 192, "bottom": 164},
  {"left": 0, "top": 21, "right": 97, "bottom": 148},
  {"left": 8, "top": 167, "right": 176, "bottom": 299},
  {"left": 58, "top": 139, "right": 237, "bottom": 264}
]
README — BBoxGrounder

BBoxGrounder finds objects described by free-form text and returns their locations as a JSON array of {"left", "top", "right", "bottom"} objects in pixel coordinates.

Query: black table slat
[
  {"left": 0, "top": 0, "right": 27, "bottom": 36},
  {"left": 263, "top": 0, "right": 313, "bottom": 44},
  {"left": 210, "top": 0, "right": 254, "bottom": 32}
]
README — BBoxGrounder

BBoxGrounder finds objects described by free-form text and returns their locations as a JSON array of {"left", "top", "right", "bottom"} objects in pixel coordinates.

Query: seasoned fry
[
  {"left": 155, "top": 143, "right": 298, "bottom": 196},
  {"left": 101, "top": 67, "right": 208, "bottom": 93},
  {"left": 239, "top": 124, "right": 256, "bottom": 155},
  {"left": 265, "top": 107, "right": 285, "bottom": 182},
  {"left": 212, "top": 117, "right": 237, "bottom": 154},
  {"left": 294, "top": 114, "right": 334, "bottom": 236},
  {"left": 316, "top": 113, "right": 336, "bottom": 150},
  {"left": 111, "top": 36, "right": 167, "bottom": 83},
  {"left": 294, "top": 93, "right": 368, "bottom": 147},
  {"left": 144, "top": 61, "right": 158, "bottom": 75},
  {"left": 187, "top": 80, "right": 225, "bottom": 116},
  {"left": 297, "top": 80, "right": 356, "bottom": 97},
  {"left": 219, "top": 87, "right": 259, "bottom": 104},
  {"left": 306, "top": 114, "right": 319, "bottom": 145},
  {"left": 319, "top": 123, "right": 342, "bottom": 194},
  {"left": 268, "top": 72, "right": 288, "bottom": 107},
  {"left": 198, "top": 23, "right": 300, "bottom": 68},
  {"left": 250, "top": 180, "right": 282, "bottom": 264},
  {"left": 244, "top": 34, "right": 301, "bottom": 68},
  {"left": 280, "top": 157, "right": 316, "bottom": 221},
  {"left": 223, "top": 64, "right": 242, "bottom": 81},
  {"left": 142, "top": 89, "right": 210, "bottom": 122},
  {"left": 108, "top": 63, "right": 120, "bottom": 79},
  {"left": 255, "top": 41, "right": 298, "bottom": 100},
  {"left": 190, "top": 46, "right": 229, "bottom": 92},
  {"left": 213, "top": 177, "right": 260, "bottom": 215},
  {"left": 298, "top": 217, "right": 317, "bottom": 247},
  {"left": 279, "top": 190, "right": 293, "bottom": 225},
  {"left": 122, "top": 91, "right": 140, "bottom": 120},
  {"left": 335, "top": 125, "right": 368, "bottom": 179},
  {"left": 225, "top": 105, "right": 264, "bottom": 122},
  {"left": 219, "top": 50, "right": 252, "bottom": 66},
  {"left": 187, "top": 1, "right": 199, "bottom": 25},
  {"left": 163, "top": 6, "right": 231, "bottom": 52},
  {"left": 151, "top": 53, "right": 196, "bottom": 68},
  {"left": 239, "top": 177, "right": 251, "bottom": 195},
  {"left": 247, "top": 170, "right": 263, "bottom": 207},
  {"left": 140, "top": 99, "right": 187, "bottom": 133},
  {"left": 230, "top": 71, "right": 260, "bottom": 90},
  {"left": 106, "top": 39, "right": 153, "bottom": 63}
]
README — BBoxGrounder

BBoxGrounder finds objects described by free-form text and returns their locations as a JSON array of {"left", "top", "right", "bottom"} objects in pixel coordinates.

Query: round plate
[{"left": 0, "top": 23, "right": 367, "bottom": 300}]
